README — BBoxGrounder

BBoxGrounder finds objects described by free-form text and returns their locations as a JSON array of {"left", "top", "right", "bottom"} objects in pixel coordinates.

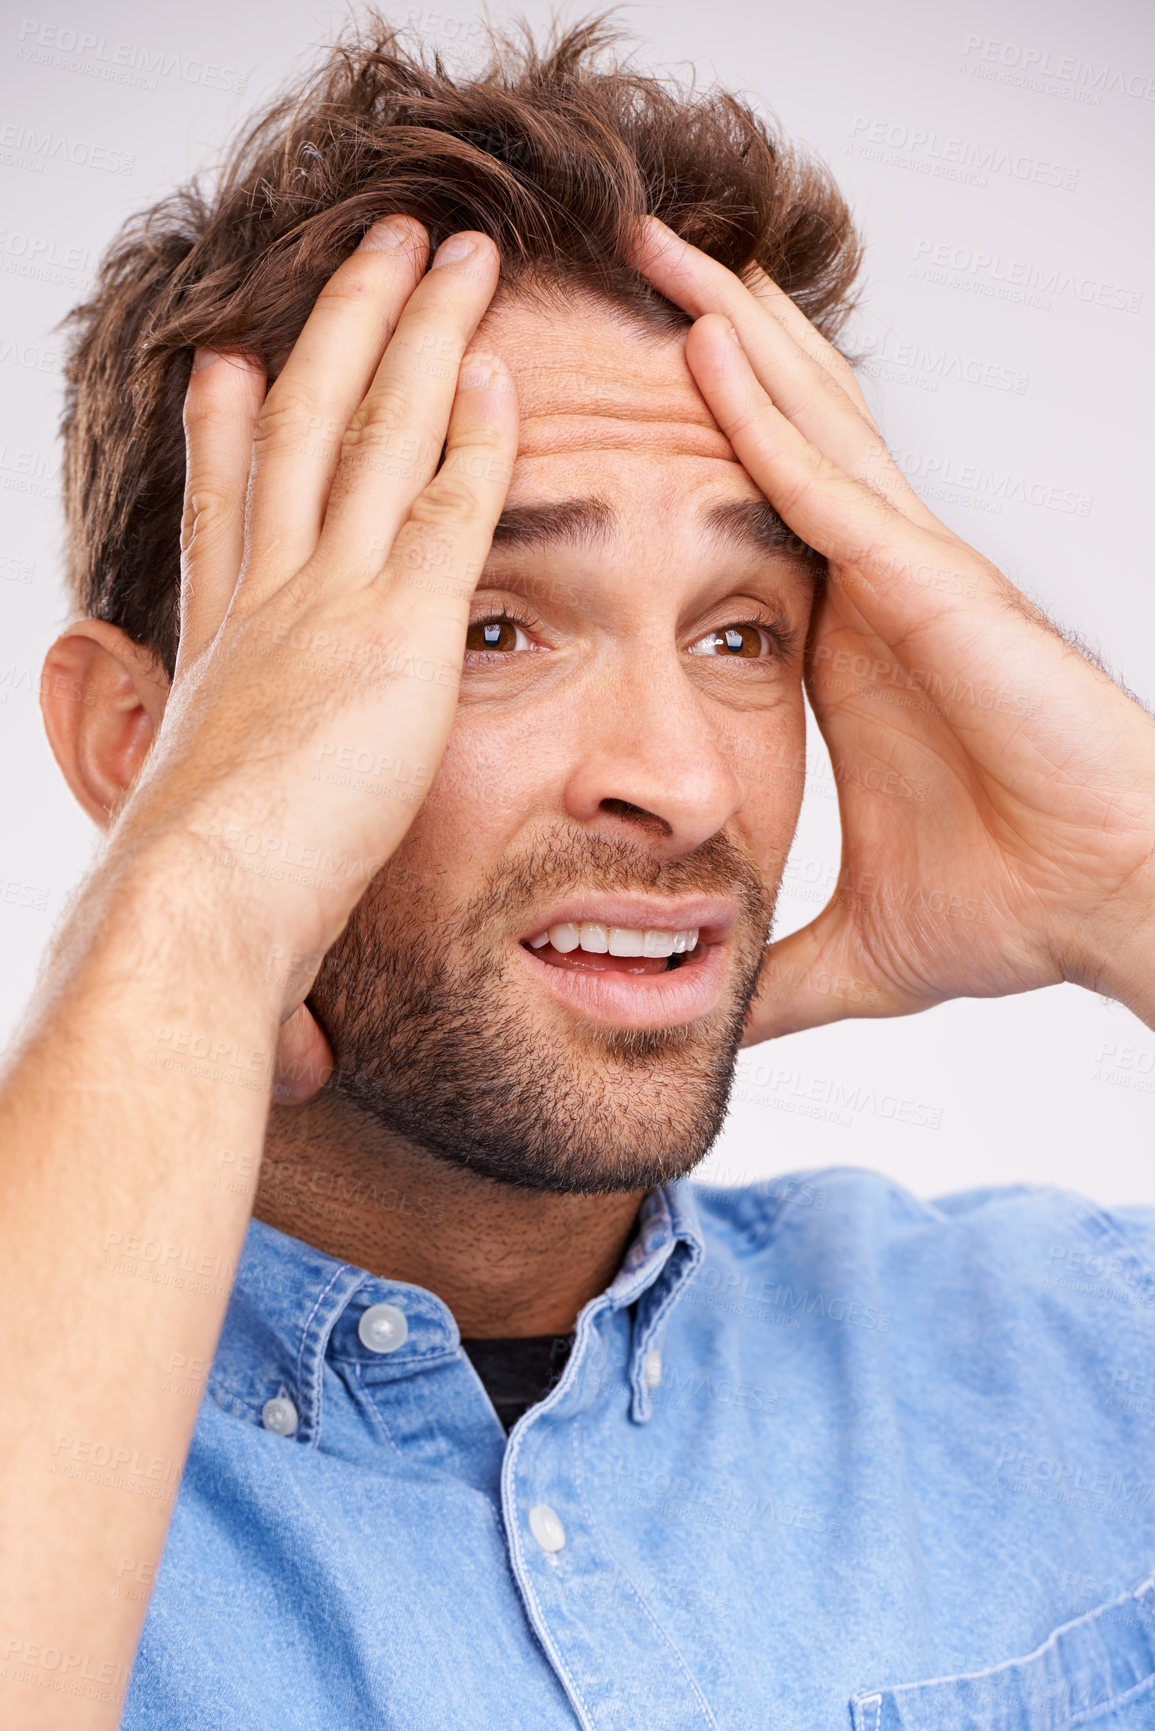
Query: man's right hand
[
  {"left": 0, "top": 217, "right": 513, "bottom": 1731},
  {"left": 121, "top": 216, "right": 515, "bottom": 1092}
]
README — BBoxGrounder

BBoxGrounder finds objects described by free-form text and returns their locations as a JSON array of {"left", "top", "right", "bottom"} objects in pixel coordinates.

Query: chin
[
  {"left": 319, "top": 972, "right": 751, "bottom": 1197},
  {"left": 309, "top": 825, "right": 773, "bottom": 1194}
]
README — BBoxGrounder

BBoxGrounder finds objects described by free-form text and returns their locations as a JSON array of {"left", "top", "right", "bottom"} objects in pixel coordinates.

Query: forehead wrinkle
[
  {"left": 514, "top": 415, "right": 737, "bottom": 462},
  {"left": 486, "top": 296, "right": 735, "bottom": 461},
  {"left": 514, "top": 361, "right": 712, "bottom": 419},
  {"left": 515, "top": 365, "right": 724, "bottom": 429}
]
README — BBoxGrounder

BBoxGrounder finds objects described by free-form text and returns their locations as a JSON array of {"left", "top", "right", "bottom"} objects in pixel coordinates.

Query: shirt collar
[
  {"left": 609, "top": 1179, "right": 706, "bottom": 1421},
  {"left": 209, "top": 1178, "right": 705, "bottom": 1440}
]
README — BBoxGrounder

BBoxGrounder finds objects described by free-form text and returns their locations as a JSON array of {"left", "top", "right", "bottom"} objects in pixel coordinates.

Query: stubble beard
[{"left": 308, "top": 827, "right": 776, "bottom": 1197}]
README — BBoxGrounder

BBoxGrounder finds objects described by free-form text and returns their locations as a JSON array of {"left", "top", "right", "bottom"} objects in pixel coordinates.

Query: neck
[{"left": 253, "top": 1089, "right": 647, "bottom": 1337}]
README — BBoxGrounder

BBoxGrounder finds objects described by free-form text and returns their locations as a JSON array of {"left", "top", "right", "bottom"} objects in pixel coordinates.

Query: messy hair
[{"left": 58, "top": 9, "right": 863, "bottom": 675}]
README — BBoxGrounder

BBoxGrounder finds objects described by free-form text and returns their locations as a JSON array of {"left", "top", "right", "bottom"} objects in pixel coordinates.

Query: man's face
[{"left": 310, "top": 290, "right": 815, "bottom": 1194}]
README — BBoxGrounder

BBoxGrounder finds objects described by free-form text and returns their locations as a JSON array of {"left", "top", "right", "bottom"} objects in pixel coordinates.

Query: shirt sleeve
[{"left": 1103, "top": 1204, "right": 1155, "bottom": 1273}]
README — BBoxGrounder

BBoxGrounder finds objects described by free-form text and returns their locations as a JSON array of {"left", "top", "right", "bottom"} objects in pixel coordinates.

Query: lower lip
[{"left": 516, "top": 940, "right": 730, "bottom": 1030}]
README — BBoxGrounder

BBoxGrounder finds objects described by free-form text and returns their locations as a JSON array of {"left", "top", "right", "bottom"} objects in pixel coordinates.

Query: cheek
[
  {"left": 397, "top": 711, "right": 564, "bottom": 885},
  {"left": 728, "top": 692, "right": 809, "bottom": 864}
]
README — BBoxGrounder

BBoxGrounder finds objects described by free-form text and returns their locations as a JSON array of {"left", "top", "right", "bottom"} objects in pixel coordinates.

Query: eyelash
[
  {"left": 465, "top": 607, "right": 795, "bottom": 660},
  {"left": 465, "top": 605, "right": 544, "bottom": 658},
  {"left": 707, "top": 612, "right": 796, "bottom": 662}
]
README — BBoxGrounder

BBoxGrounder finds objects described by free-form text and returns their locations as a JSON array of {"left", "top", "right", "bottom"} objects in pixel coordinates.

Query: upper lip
[{"left": 517, "top": 897, "right": 737, "bottom": 944}]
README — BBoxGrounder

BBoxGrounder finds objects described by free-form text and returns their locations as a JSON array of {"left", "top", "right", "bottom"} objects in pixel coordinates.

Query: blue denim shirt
[{"left": 121, "top": 1167, "right": 1155, "bottom": 1729}]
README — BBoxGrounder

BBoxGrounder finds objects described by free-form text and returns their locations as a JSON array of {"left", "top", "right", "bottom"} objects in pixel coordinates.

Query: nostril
[{"left": 598, "top": 797, "right": 673, "bottom": 839}]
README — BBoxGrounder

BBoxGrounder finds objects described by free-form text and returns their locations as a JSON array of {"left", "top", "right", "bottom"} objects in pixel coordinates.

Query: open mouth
[
  {"left": 515, "top": 907, "right": 731, "bottom": 1029},
  {"left": 520, "top": 924, "right": 701, "bottom": 976}
]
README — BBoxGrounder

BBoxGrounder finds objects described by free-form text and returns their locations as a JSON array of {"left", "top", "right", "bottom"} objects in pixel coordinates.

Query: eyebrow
[
  {"left": 490, "top": 497, "right": 617, "bottom": 550},
  {"left": 490, "top": 494, "right": 821, "bottom": 576}
]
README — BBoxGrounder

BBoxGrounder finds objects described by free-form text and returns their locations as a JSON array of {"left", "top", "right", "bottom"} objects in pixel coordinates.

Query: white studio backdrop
[{"left": 1, "top": 0, "right": 1152, "bottom": 1201}]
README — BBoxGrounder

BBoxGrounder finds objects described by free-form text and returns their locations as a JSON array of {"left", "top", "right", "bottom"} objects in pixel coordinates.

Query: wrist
[
  {"left": 51, "top": 827, "right": 288, "bottom": 1037},
  {"left": 1067, "top": 857, "right": 1155, "bottom": 1031}
]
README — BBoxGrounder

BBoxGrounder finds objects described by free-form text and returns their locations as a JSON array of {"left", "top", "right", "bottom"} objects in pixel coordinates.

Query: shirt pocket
[{"left": 849, "top": 1576, "right": 1155, "bottom": 1731}]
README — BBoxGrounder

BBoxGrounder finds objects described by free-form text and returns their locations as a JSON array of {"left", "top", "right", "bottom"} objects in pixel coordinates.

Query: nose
[{"left": 560, "top": 649, "right": 747, "bottom": 855}]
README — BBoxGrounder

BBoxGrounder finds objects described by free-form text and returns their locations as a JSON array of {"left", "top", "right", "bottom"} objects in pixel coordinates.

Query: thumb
[{"left": 741, "top": 905, "right": 893, "bottom": 1045}]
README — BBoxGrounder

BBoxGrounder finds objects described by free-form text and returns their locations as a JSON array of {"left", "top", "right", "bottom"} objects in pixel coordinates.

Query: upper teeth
[{"left": 528, "top": 924, "right": 700, "bottom": 958}]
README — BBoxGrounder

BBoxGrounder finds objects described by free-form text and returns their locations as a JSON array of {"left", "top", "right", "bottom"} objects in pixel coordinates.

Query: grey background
[{"left": 2, "top": 0, "right": 1152, "bottom": 1200}]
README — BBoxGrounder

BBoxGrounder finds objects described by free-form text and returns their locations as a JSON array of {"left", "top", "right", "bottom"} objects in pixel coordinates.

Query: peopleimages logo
[
  {"left": 862, "top": 333, "right": 1029, "bottom": 396},
  {"left": 890, "top": 448, "right": 1093, "bottom": 518},
  {"left": 0, "top": 121, "right": 135, "bottom": 176},
  {"left": 847, "top": 117, "right": 1078, "bottom": 191},
  {"left": 960, "top": 34, "right": 1155, "bottom": 104},
  {"left": 15, "top": 18, "right": 248, "bottom": 94},
  {"left": 911, "top": 239, "right": 1142, "bottom": 315}
]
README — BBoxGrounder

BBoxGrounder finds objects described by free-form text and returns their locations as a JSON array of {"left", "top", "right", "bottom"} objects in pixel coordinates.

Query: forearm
[{"left": 0, "top": 840, "right": 281, "bottom": 1729}]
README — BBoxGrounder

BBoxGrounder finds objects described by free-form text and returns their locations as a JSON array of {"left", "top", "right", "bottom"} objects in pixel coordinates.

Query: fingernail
[
  {"left": 358, "top": 217, "right": 407, "bottom": 251},
  {"left": 728, "top": 324, "right": 743, "bottom": 346},
  {"left": 192, "top": 348, "right": 220, "bottom": 372},
  {"left": 432, "top": 234, "right": 476, "bottom": 268}
]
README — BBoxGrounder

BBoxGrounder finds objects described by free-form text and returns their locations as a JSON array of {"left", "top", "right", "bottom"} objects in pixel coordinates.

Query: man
[{"left": 4, "top": 11, "right": 1155, "bottom": 1729}]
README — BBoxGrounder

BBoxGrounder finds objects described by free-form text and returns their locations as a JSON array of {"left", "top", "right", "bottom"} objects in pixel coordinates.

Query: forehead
[{"left": 476, "top": 291, "right": 757, "bottom": 519}]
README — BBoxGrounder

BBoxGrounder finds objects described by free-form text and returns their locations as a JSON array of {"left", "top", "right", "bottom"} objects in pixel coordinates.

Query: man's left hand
[{"left": 632, "top": 216, "right": 1155, "bottom": 1042}]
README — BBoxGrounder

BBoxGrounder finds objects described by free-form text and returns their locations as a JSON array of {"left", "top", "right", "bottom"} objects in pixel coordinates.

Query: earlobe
[{"left": 39, "top": 621, "right": 171, "bottom": 828}]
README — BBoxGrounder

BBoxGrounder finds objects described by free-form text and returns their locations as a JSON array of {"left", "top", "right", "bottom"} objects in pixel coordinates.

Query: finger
[
  {"left": 682, "top": 314, "right": 994, "bottom": 643},
  {"left": 272, "top": 1004, "right": 333, "bottom": 1105},
  {"left": 313, "top": 232, "right": 503, "bottom": 580},
  {"left": 375, "top": 349, "right": 517, "bottom": 624},
  {"left": 742, "top": 909, "right": 903, "bottom": 1043},
  {"left": 635, "top": 216, "right": 874, "bottom": 421},
  {"left": 632, "top": 218, "right": 945, "bottom": 532},
  {"left": 238, "top": 215, "right": 430, "bottom": 599},
  {"left": 739, "top": 260, "right": 875, "bottom": 424},
  {"left": 631, "top": 216, "right": 884, "bottom": 455},
  {"left": 177, "top": 349, "right": 266, "bottom": 667}
]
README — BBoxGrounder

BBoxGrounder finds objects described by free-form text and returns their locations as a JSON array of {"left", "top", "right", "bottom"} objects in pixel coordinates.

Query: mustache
[{"left": 445, "top": 824, "right": 776, "bottom": 942}]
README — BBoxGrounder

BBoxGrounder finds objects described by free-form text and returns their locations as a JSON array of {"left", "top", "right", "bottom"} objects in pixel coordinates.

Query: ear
[{"left": 40, "top": 620, "right": 171, "bottom": 829}]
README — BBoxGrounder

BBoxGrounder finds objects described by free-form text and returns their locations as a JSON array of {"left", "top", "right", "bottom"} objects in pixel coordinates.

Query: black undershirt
[{"left": 460, "top": 1332, "right": 576, "bottom": 1432}]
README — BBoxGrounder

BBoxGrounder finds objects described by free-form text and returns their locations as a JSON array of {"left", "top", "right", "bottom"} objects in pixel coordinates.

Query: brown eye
[
  {"left": 687, "top": 624, "right": 770, "bottom": 659},
  {"left": 465, "top": 618, "right": 529, "bottom": 653}
]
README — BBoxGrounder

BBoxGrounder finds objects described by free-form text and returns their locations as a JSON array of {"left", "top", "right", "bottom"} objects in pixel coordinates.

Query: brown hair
[{"left": 57, "top": 9, "right": 863, "bottom": 675}]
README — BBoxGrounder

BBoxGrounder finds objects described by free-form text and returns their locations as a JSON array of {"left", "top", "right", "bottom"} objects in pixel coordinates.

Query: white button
[
  {"left": 358, "top": 1302, "right": 408, "bottom": 1353},
  {"left": 529, "top": 1503, "right": 566, "bottom": 1554},
  {"left": 642, "top": 1348, "right": 663, "bottom": 1389},
  {"left": 261, "top": 1396, "right": 298, "bottom": 1436}
]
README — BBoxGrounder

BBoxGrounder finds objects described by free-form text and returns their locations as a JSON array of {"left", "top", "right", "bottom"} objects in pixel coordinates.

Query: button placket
[{"left": 502, "top": 1300, "right": 717, "bottom": 1731}]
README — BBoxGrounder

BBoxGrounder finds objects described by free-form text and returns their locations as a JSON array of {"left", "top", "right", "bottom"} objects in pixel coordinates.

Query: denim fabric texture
[{"left": 120, "top": 1168, "right": 1155, "bottom": 1730}]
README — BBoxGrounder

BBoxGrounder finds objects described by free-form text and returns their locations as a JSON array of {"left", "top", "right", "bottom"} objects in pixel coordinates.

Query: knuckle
[
  {"left": 408, "top": 476, "right": 480, "bottom": 530},
  {"left": 252, "top": 383, "right": 327, "bottom": 453},
  {"left": 179, "top": 480, "right": 233, "bottom": 556},
  {"left": 342, "top": 389, "right": 412, "bottom": 453},
  {"left": 774, "top": 474, "right": 814, "bottom": 521},
  {"left": 774, "top": 450, "right": 834, "bottom": 520},
  {"left": 723, "top": 403, "right": 761, "bottom": 443},
  {"left": 450, "top": 419, "right": 506, "bottom": 456},
  {"left": 316, "top": 267, "right": 380, "bottom": 308},
  {"left": 181, "top": 390, "right": 235, "bottom": 436}
]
